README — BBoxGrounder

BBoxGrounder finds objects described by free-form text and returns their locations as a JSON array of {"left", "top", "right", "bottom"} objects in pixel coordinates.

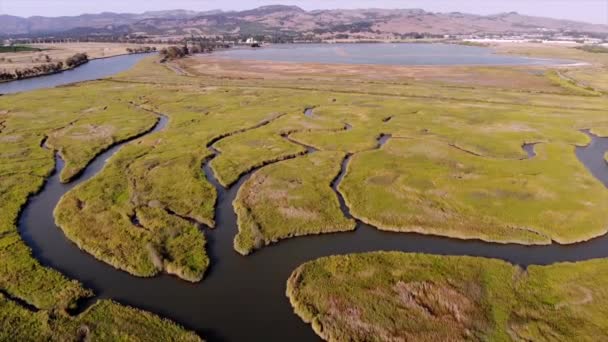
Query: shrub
[{"left": 65, "top": 53, "right": 89, "bottom": 68}]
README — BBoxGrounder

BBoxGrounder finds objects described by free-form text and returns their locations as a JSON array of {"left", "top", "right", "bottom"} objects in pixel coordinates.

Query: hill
[{"left": 1, "top": 5, "right": 607, "bottom": 38}]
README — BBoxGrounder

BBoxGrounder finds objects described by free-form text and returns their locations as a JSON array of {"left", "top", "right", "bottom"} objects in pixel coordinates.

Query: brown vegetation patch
[
  {"left": 325, "top": 296, "right": 402, "bottom": 342},
  {"left": 186, "top": 57, "right": 554, "bottom": 89},
  {"left": 264, "top": 188, "right": 290, "bottom": 201},
  {"left": 555, "top": 284, "right": 594, "bottom": 309},
  {"left": 0, "top": 135, "right": 22, "bottom": 143},
  {"left": 278, "top": 207, "right": 320, "bottom": 220},
  {"left": 240, "top": 174, "right": 271, "bottom": 204},
  {"left": 60, "top": 124, "right": 116, "bottom": 141},
  {"left": 81, "top": 106, "right": 107, "bottom": 114},
  {"left": 471, "top": 189, "right": 535, "bottom": 201},
  {"left": 321, "top": 280, "right": 485, "bottom": 342},
  {"left": 145, "top": 243, "right": 164, "bottom": 271},
  {"left": 367, "top": 173, "right": 399, "bottom": 185},
  {"left": 394, "top": 281, "right": 477, "bottom": 325},
  {"left": 507, "top": 319, "right": 564, "bottom": 342},
  {"left": 480, "top": 123, "right": 538, "bottom": 133}
]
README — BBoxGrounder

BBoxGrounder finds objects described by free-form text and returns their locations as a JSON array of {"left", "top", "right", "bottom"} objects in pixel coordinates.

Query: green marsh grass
[
  {"left": 288, "top": 252, "right": 608, "bottom": 342},
  {"left": 340, "top": 138, "right": 608, "bottom": 244},
  {"left": 234, "top": 151, "right": 356, "bottom": 255},
  {"left": 0, "top": 80, "right": 203, "bottom": 337},
  {"left": 0, "top": 294, "right": 202, "bottom": 341},
  {"left": 3, "top": 47, "right": 608, "bottom": 338}
]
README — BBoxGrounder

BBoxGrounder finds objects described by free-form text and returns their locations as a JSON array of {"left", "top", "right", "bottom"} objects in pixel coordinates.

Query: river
[
  {"left": 5, "top": 53, "right": 608, "bottom": 341},
  {"left": 0, "top": 53, "right": 153, "bottom": 95}
]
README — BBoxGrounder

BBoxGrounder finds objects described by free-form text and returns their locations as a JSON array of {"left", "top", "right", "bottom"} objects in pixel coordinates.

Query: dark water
[
  {"left": 0, "top": 53, "right": 152, "bottom": 95},
  {"left": 578, "top": 130, "right": 608, "bottom": 188},
  {"left": 304, "top": 107, "right": 314, "bottom": 117},
  {"left": 522, "top": 143, "right": 538, "bottom": 159},
  {"left": 212, "top": 43, "right": 572, "bottom": 66},
  {"left": 16, "top": 108, "right": 608, "bottom": 341}
]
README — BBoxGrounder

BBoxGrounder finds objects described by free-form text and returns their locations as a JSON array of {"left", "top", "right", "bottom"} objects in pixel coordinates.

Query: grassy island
[
  {"left": 288, "top": 252, "right": 608, "bottom": 342},
  {"left": 339, "top": 139, "right": 608, "bottom": 245},
  {"left": 234, "top": 151, "right": 356, "bottom": 255}
]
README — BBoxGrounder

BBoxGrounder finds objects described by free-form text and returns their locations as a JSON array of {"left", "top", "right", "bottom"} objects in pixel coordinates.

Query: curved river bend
[{"left": 6, "top": 55, "right": 608, "bottom": 341}]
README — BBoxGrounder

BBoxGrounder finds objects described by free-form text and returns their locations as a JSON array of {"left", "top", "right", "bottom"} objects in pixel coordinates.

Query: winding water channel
[{"left": 6, "top": 55, "right": 608, "bottom": 341}]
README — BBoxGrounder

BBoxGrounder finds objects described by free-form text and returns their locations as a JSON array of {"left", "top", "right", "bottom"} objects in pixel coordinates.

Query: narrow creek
[{"left": 16, "top": 109, "right": 608, "bottom": 342}]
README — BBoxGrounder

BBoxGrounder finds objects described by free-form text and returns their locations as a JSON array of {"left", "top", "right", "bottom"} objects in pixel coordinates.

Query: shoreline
[
  {"left": 0, "top": 61, "right": 88, "bottom": 84},
  {"left": 202, "top": 52, "right": 584, "bottom": 70},
  {"left": 205, "top": 54, "right": 590, "bottom": 69},
  {"left": 0, "top": 51, "right": 155, "bottom": 85}
]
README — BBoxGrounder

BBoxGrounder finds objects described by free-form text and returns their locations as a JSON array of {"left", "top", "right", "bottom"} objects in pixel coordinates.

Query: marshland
[{"left": 2, "top": 41, "right": 608, "bottom": 341}]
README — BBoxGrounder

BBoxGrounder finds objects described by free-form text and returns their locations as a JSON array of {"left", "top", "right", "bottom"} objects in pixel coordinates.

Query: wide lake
[{"left": 212, "top": 43, "right": 570, "bottom": 66}]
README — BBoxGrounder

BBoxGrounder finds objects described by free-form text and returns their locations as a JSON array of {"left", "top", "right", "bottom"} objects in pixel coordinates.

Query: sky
[{"left": 0, "top": 0, "right": 606, "bottom": 25}]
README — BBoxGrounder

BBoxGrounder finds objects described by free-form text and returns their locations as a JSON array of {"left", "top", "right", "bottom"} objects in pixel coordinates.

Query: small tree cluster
[
  {"left": 159, "top": 46, "right": 189, "bottom": 61},
  {"left": 188, "top": 41, "right": 217, "bottom": 54},
  {"left": 65, "top": 53, "right": 89, "bottom": 68},
  {"left": 159, "top": 41, "right": 221, "bottom": 62}
]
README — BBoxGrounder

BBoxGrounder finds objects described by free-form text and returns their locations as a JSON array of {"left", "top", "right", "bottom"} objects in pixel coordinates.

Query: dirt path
[{"left": 165, "top": 62, "right": 190, "bottom": 76}]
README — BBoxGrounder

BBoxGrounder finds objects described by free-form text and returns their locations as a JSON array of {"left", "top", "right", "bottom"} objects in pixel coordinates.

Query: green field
[{"left": 0, "top": 45, "right": 41, "bottom": 53}]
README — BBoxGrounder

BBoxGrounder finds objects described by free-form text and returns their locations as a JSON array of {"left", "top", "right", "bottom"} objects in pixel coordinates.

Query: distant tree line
[
  {"left": 159, "top": 41, "right": 226, "bottom": 62},
  {"left": 187, "top": 41, "right": 217, "bottom": 54},
  {"left": 0, "top": 52, "right": 88, "bottom": 81},
  {"left": 159, "top": 46, "right": 190, "bottom": 61},
  {"left": 126, "top": 46, "right": 157, "bottom": 54},
  {"left": 7, "top": 32, "right": 302, "bottom": 47},
  {"left": 0, "top": 45, "right": 42, "bottom": 53}
]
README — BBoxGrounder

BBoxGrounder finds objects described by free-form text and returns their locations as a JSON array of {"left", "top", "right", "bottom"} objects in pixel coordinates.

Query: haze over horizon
[{"left": 0, "top": 0, "right": 606, "bottom": 25}]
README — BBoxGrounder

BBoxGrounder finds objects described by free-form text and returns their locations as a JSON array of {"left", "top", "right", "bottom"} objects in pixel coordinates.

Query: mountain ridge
[{"left": 1, "top": 6, "right": 606, "bottom": 37}]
